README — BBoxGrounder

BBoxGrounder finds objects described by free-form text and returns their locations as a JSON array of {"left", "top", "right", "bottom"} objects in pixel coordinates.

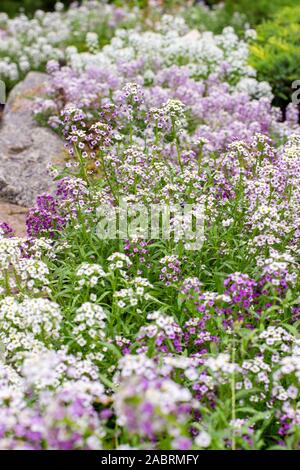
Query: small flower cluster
[
  {"left": 0, "top": 237, "right": 51, "bottom": 297},
  {"left": 0, "top": 1, "right": 134, "bottom": 84},
  {"left": 72, "top": 302, "right": 107, "bottom": 352},
  {"left": 0, "top": 296, "right": 62, "bottom": 344},
  {"left": 159, "top": 255, "right": 182, "bottom": 286},
  {"left": 114, "top": 277, "right": 153, "bottom": 310},
  {"left": 0, "top": 352, "right": 109, "bottom": 449},
  {"left": 75, "top": 263, "right": 107, "bottom": 291},
  {"left": 114, "top": 353, "right": 194, "bottom": 446},
  {"left": 107, "top": 252, "right": 132, "bottom": 276},
  {"left": 0, "top": 222, "right": 14, "bottom": 238}
]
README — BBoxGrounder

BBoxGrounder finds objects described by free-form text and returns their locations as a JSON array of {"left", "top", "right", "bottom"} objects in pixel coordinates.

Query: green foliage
[
  {"left": 185, "top": 2, "right": 248, "bottom": 36},
  {"left": 214, "top": 0, "right": 300, "bottom": 27},
  {"left": 0, "top": 0, "right": 192, "bottom": 17},
  {"left": 0, "top": 0, "right": 72, "bottom": 17},
  {"left": 184, "top": 0, "right": 300, "bottom": 37},
  {"left": 0, "top": 0, "right": 41, "bottom": 17},
  {"left": 205, "top": 0, "right": 299, "bottom": 27},
  {"left": 250, "top": 6, "right": 300, "bottom": 108}
]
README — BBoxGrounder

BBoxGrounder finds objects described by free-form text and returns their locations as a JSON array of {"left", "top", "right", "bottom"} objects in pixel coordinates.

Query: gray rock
[{"left": 0, "top": 72, "right": 65, "bottom": 206}]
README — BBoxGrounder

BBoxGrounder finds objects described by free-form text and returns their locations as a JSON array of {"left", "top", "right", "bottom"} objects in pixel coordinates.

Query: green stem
[{"left": 231, "top": 331, "right": 236, "bottom": 451}]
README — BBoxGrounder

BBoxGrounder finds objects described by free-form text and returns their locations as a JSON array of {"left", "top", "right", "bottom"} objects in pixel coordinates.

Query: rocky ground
[
  {"left": 0, "top": 201, "right": 27, "bottom": 236},
  {"left": 0, "top": 72, "right": 65, "bottom": 236}
]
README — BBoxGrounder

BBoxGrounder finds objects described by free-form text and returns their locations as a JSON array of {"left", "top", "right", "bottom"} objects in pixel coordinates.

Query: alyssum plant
[{"left": 1, "top": 82, "right": 300, "bottom": 449}]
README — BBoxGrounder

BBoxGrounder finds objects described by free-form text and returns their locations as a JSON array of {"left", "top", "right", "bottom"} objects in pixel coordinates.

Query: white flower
[{"left": 195, "top": 431, "right": 211, "bottom": 448}]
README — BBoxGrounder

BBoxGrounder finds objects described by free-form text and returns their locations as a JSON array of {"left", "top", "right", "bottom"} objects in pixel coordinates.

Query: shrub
[
  {"left": 250, "top": 6, "right": 300, "bottom": 109},
  {"left": 222, "top": 0, "right": 299, "bottom": 27}
]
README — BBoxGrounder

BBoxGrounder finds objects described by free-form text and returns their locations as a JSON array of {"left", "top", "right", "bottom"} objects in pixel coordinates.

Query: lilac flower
[
  {"left": 26, "top": 194, "right": 66, "bottom": 237},
  {"left": 0, "top": 222, "right": 14, "bottom": 238}
]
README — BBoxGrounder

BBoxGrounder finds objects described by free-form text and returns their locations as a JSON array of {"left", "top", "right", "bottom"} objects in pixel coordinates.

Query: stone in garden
[
  {"left": 0, "top": 72, "right": 65, "bottom": 207},
  {"left": 0, "top": 201, "right": 27, "bottom": 237}
]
